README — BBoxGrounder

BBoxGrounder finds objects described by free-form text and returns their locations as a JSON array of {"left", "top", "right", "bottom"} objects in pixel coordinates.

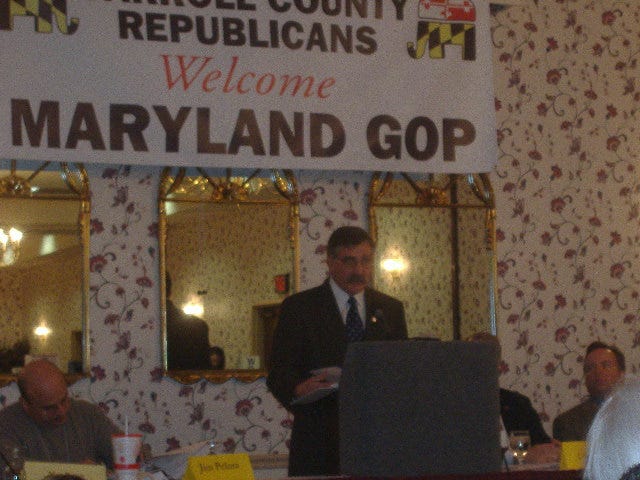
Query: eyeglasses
[{"left": 334, "top": 255, "right": 373, "bottom": 268}]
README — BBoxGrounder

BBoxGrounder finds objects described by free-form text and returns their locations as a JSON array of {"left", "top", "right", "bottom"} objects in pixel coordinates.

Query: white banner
[{"left": 0, "top": 0, "right": 497, "bottom": 173}]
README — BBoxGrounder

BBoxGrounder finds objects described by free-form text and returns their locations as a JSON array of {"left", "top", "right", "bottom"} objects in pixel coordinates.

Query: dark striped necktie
[{"left": 346, "top": 296, "right": 364, "bottom": 342}]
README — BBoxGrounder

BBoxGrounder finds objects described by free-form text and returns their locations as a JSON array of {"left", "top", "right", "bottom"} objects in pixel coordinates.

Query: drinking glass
[
  {"left": 207, "top": 438, "right": 223, "bottom": 455},
  {"left": 509, "top": 430, "right": 531, "bottom": 465}
]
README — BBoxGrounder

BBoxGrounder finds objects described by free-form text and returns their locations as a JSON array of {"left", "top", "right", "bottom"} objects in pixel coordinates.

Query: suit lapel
[
  {"left": 319, "top": 280, "right": 346, "bottom": 340},
  {"left": 364, "top": 288, "right": 383, "bottom": 340}
]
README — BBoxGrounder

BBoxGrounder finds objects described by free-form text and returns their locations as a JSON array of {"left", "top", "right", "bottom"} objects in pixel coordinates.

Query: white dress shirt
[{"left": 329, "top": 278, "right": 365, "bottom": 329}]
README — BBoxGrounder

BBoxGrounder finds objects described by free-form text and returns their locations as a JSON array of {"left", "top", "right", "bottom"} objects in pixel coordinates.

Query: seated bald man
[{"left": 0, "top": 359, "right": 121, "bottom": 467}]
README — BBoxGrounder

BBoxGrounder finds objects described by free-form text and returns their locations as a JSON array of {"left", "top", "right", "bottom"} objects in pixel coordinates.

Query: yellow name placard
[
  {"left": 559, "top": 441, "right": 587, "bottom": 470},
  {"left": 23, "top": 460, "right": 107, "bottom": 480},
  {"left": 182, "top": 454, "right": 254, "bottom": 480}
]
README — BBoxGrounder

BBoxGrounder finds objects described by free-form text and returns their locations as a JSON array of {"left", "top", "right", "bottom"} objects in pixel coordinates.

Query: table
[
  {"left": 266, "top": 470, "right": 582, "bottom": 480},
  {"left": 354, "top": 470, "right": 582, "bottom": 480}
]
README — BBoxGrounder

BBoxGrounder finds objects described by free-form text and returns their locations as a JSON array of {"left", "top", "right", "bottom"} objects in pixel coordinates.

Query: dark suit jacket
[
  {"left": 267, "top": 280, "right": 407, "bottom": 477},
  {"left": 552, "top": 397, "right": 600, "bottom": 441},
  {"left": 166, "top": 300, "right": 212, "bottom": 370},
  {"left": 500, "top": 388, "right": 551, "bottom": 446}
]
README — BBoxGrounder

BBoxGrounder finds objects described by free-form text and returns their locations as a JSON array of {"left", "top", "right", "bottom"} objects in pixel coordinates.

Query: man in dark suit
[
  {"left": 500, "top": 388, "right": 551, "bottom": 446},
  {"left": 468, "top": 332, "right": 558, "bottom": 464},
  {"left": 553, "top": 341, "right": 626, "bottom": 441},
  {"left": 267, "top": 226, "right": 408, "bottom": 477},
  {"left": 165, "top": 273, "right": 212, "bottom": 370}
]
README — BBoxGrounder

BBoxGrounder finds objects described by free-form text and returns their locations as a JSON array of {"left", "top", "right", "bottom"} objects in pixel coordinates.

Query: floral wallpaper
[
  {"left": 0, "top": 268, "right": 29, "bottom": 349},
  {"left": 166, "top": 203, "right": 292, "bottom": 370},
  {"left": 492, "top": 0, "right": 640, "bottom": 425},
  {"left": 458, "top": 208, "right": 495, "bottom": 341},
  {"left": 296, "top": 171, "right": 370, "bottom": 288},
  {"left": 373, "top": 203, "right": 492, "bottom": 341},
  {"left": 0, "top": 247, "right": 82, "bottom": 371},
  {"left": 375, "top": 207, "right": 457, "bottom": 340},
  {"left": 1, "top": 0, "right": 639, "bottom": 463}
]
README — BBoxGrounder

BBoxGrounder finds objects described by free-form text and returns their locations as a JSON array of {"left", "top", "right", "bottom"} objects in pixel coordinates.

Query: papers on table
[
  {"left": 148, "top": 440, "right": 211, "bottom": 479},
  {"left": 290, "top": 367, "right": 342, "bottom": 405},
  {"left": 24, "top": 461, "right": 106, "bottom": 480}
]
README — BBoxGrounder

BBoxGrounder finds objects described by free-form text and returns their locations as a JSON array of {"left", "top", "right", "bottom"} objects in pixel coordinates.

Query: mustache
[{"left": 347, "top": 274, "right": 366, "bottom": 284}]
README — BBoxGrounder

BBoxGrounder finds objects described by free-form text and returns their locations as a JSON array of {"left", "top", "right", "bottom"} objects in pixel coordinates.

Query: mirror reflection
[
  {"left": 0, "top": 160, "right": 90, "bottom": 382},
  {"left": 159, "top": 168, "right": 299, "bottom": 383},
  {"left": 368, "top": 173, "right": 496, "bottom": 341}
]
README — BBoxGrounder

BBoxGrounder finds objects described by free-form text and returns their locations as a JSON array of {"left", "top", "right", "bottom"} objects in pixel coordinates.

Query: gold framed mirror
[
  {"left": 368, "top": 172, "right": 497, "bottom": 341},
  {"left": 0, "top": 160, "right": 90, "bottom": 386},
  {"left": 159, "top": 168, "right": 299, "bottom": 384}
]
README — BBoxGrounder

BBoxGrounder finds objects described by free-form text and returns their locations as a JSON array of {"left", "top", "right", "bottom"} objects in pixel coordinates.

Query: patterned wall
[
  {"left": 374, "top": 204, "right": 492, "bottom": 341},
  {"left": 376, "top": 206, "right": 455, "bottom": 340},
  {"left": 0, "top": 268, "right": 28, "bottom": 349},
  {"left": 1, "top": 0, "right": 639, "bottom": 458},
  {"left": 166, "top": 203, "right": 292, "bottom": 370},
  {"left": 492, "top": 0, "right": 640, "bottom": 426},
  {"left": 0, "top": 248, "right": 82, "bottom": 371}
]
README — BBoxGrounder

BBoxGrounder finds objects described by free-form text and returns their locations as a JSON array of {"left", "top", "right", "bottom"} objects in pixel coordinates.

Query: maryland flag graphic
[
  {"left": 0, "top": 0, "right": 79, "bottom": 34},
  {"left": 408, "top": 0, "right": 476, "bottom": 60},
  {"left": 419, "top": 0, "right": 476, "bottom": 21}
]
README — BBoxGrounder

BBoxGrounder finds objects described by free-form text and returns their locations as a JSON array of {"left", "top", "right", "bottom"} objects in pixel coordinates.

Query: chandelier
[{"left": 0, "top": 227, "right": 23, "bottom": 266}]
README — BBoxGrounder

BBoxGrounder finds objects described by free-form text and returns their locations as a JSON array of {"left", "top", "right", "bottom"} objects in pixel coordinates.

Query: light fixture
[
  {"left": 381, "top": 256, "right": 408, "bottom": 278},
  {"left": 182, "top": 300, "right": 204, "bottom": 317},
  {"left": 0, "top": 227, "right": 23, "bottom": 266},
  {"left": 40, "top": 234, "right": 57, "bottom": 256},
  {"left": 34, "top": 323, "right": 52, "bottom": 337}
]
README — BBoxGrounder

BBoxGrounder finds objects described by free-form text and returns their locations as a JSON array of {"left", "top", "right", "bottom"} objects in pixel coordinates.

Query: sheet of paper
[
  {"left": 290, "top": 384, "right": 339, "bottom": 405},
  {"left": 148, "top": 440, "right": 211, "bottom": 479},
  {"left": 24, "top": 461, "right": 106, "bottom": 480},
  {"left": 310, "top": 366, "right": 342, "bottom": 383},
  {"left": 291, "top": 366, "right": 342, "bottom": 405}
]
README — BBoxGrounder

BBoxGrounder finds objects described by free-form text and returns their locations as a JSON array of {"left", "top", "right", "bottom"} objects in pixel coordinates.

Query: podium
[{"left": 339, "top": 339, "right": 502, "bottom": 477}]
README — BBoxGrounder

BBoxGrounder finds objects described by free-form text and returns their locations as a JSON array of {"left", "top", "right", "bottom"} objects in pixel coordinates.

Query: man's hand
[
  {"left": 293, "top": 372, "right": 334, "bottom": 398},
  {"left": 524, "top": 440, "right": 560, "bottom": 464}
]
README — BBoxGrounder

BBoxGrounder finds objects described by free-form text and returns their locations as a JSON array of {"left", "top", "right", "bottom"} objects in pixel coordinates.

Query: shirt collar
[{"left": 329, "top": 278, "right": 365, "bottom": 313}]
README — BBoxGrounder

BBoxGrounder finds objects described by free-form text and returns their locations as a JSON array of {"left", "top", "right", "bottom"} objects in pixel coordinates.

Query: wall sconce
[
  {"left": 0, "top": 227, "right": 23, "bottom": 266},
  {"left": 34, "top": 323, "right": 52, "bottom": 337},
  {"left": 381, "top": 257, "right": 408, "bottom": 279},
  {"left": 182, "top": 298, "right": 204, "bottom": 317},
  {"left": 40, "top": 234, "right": 57, "bottom": 256}
]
